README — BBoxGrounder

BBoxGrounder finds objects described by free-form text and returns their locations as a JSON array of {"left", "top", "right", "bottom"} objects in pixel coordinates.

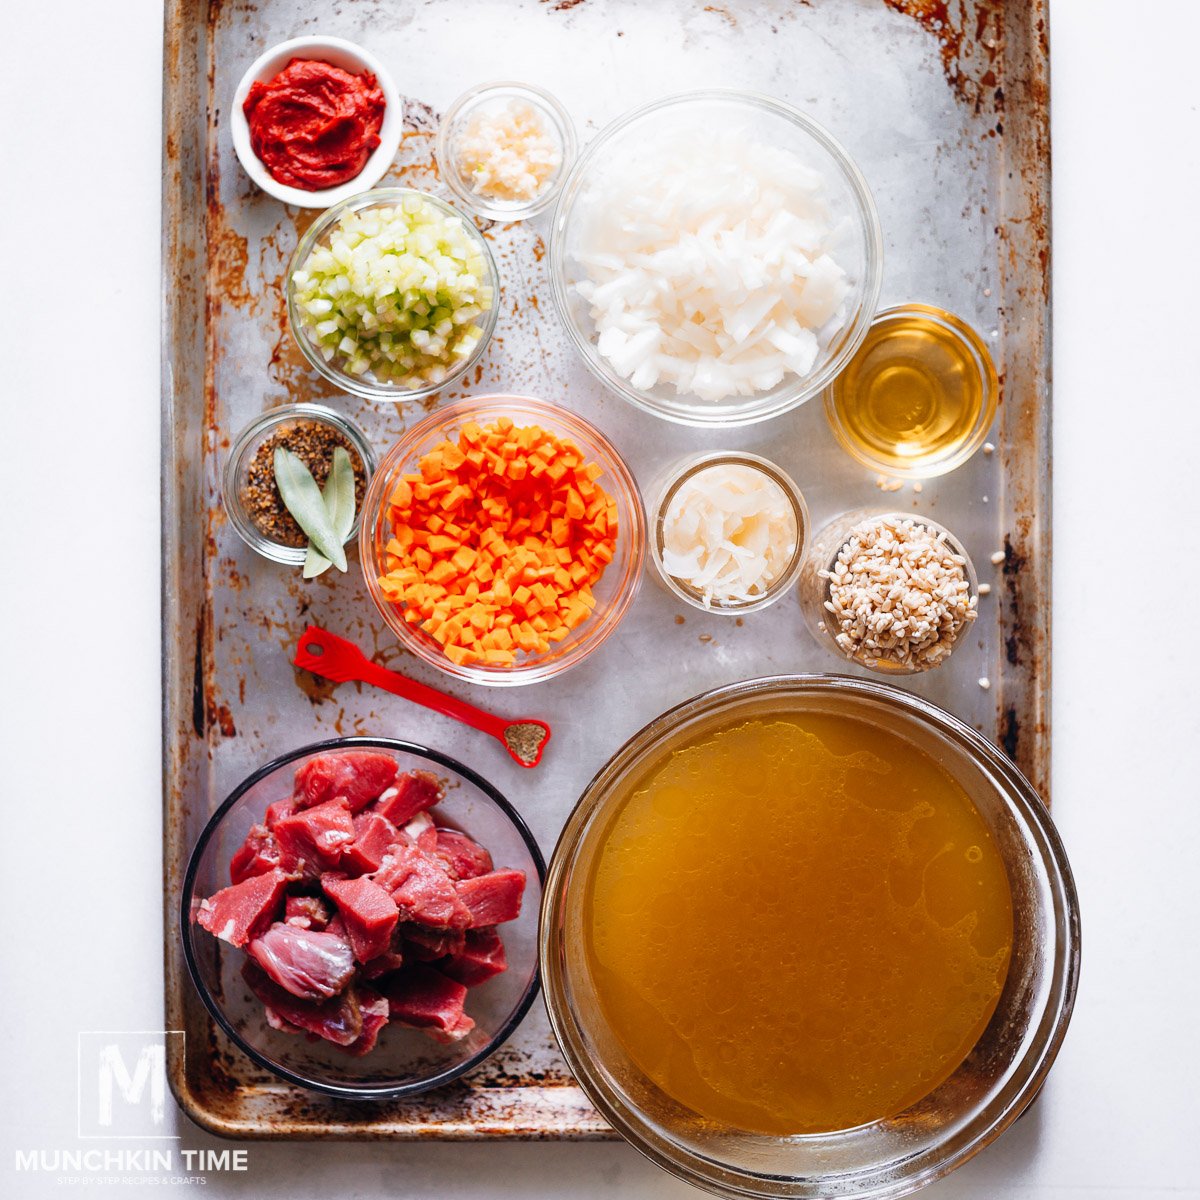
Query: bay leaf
[
  {"left": 273, "top": 447, "right": 347, "bottom": 572},
  {"left": 303, "top": 447, "right": 356, "bottom": 578}
]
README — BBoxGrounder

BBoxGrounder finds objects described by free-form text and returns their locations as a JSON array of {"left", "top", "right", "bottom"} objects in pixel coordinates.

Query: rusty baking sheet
[{"left": 162, "top": 0, "right": 1051, "bottom": 1139}]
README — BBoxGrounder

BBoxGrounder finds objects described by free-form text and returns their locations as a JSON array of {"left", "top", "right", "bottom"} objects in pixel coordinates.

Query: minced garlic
[{"left": 455, "top": 100, "right": 562, "bottom": 203}]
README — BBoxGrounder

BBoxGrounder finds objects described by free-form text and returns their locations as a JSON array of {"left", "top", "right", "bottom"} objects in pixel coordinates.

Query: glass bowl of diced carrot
[{"left": 360, "top": 395, "right": 647, "bottom": 686}]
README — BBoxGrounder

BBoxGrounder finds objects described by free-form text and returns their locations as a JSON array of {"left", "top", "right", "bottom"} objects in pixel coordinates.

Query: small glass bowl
[
  {"left": 798, "top": 509, "right": 978, "bottom": 675},
  {"left": 541, "top": 676, "right": 1079, "bottom": 1200},
  {"left": 360, "top": 394, "right": 646, "bottom": 687},
  {"left": 181, "top": 737, "right": 545, "bottom": 1099},
  {"left": 823, "top": 303, "right": 999, "bottom": 480},
  {"left": 437, "top": 81, "right": 577, "bottom": 222},
  {"left": 648, "top": 452, "right": 809, "bottom": 615},
  {"left": 285, "top": 188, "right": 501, "bottom": 403},
  {"left": 222, "top": 403, "right": 378, "bottom": 566},
  {"left": 550, "top": 90, "right": 883, "bottom": 428}
]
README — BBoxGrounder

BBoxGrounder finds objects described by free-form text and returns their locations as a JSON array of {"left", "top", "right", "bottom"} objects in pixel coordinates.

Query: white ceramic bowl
[{"left": 230, "top": 35, "right": 404, "bottom": 208}]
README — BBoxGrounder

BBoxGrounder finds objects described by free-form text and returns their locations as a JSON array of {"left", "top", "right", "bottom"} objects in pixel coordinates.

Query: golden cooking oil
[{"left": 826, "top": 304, "right": 997, "bottom": 478}]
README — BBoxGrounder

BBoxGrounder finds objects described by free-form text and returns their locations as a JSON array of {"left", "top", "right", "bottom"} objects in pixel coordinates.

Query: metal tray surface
[{"left": 162, "top": 0, "right": 1051, "bottom": 1139}]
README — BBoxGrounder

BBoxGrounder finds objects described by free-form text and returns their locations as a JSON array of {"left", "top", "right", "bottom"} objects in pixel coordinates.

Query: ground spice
[
  {"left": 502, "top": 722, "right": 548, "bottom": 766},
  {"left": 242, "top": 420, "right": 368, "bottom": 548}
]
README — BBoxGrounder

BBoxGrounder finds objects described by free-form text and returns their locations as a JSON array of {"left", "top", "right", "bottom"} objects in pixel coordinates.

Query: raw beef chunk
[
  {"left": 339, "top": 811, "right": 398, "bottom": 875},
  {"left": 441, "top": 927, "right": 509, "bottom": 987},
  {"left": 246, "top": 923, "right": 355, "bottom": 1000},
  {"left": 197, "top": 868, "right": 289, "bottom": 947},
  {"left": 273, "top": 798, "right": 356, "bottom": 877},
  {"left": 230, "top": 824, "right": 282, "bottom": 884},
  {"left": 455, "top": 869, "right": 527, "bottom": 928},
  {"left": 294, "top": 751, "right": 399, "bottom": 813},
  {"left": 375, "top": 843, "right": 471, "bottom": 930},
  {"left": 401, "top": 811, "right": 439, "bottom": 853},
  {"left": 345, "top": 988, "right": 390, "bottom": 1056},
  {"left": 243, "top": 961, "right": 362, "bottom": 1047},
  {"left": 265, "top": 796, "right": 297, "bottom": 828},
  {"left": 433, "top": 829, "right": 494, "bottom": 881},
  {"left": 284, "top": 894, "right": 331, "bottom": 930},
  {"left": 380, "top": 964, "right": 474, "bottom": 1040},
  {"left": 321, "top": 874, "right": 399, "bottom": 963},
  {"left": 373, "top": 770, "right": 442, "bottom": 826}
]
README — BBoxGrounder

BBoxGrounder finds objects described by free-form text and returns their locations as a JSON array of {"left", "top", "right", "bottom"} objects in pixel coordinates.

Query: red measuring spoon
[{"left": 293, "top": 626, "right": 552, "bottom": 769}]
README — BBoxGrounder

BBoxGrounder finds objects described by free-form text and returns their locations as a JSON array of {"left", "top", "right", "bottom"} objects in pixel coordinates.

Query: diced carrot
[{"left": 375, "top": 416, "right": 620, "bottom": 671}]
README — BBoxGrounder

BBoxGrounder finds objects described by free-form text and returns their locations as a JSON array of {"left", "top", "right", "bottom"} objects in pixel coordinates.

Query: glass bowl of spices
[
  {"left": 437, "top": 82, "right": 577, "bottom": 222},
  {"left": 824, "top": 303, "right": 998, "bottom": 479},
  {"left": 798, "top": 510, "right": 978, "bottom": 674},
  {"left": 223, "top": 403, "right": 376, "bottom": 567},
  {"left": 286, "top": 189, "right": 500, "bottom": 402},
  {"left": 649, "top": 452, "right": 808, "bottom": 615}
]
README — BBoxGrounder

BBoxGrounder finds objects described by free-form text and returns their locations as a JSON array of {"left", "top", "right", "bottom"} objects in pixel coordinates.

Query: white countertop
[{"left": 3, "top": 0, "right": 1198, "bottom": 1195}]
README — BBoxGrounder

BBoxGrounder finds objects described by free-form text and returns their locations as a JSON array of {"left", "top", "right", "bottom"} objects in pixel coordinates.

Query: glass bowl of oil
[
  {"left": 540, "top": 676, "right": 1079, "bottom": 1199},
  {"left": 824, "top": 304, "right": 998, "bottom": 479}
]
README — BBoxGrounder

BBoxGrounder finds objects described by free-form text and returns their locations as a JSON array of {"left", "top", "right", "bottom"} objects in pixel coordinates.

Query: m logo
[{"left": 77, "top": 1031, "right": 184, "bottom": 1139}]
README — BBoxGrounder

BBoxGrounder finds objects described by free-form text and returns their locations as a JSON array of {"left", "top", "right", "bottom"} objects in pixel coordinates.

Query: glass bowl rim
[
  {"left": 285, "top": 187, "right": 501, "bottom": 403},
  {"left": 221, "top": 401, "right": 379, "bottom": 566},
  {"left": 539, "top": 674, "right": 1081, "bottom": 1198},
  {"left": 359, "top": 393, "right": 647, "bottom": 688},
  {"left": 548, "top": 87, "right": 885, "bottom": 429},
  {"left": 822, "top": 302, "right": 1000, "bottom": 480},
  {"left": 180, "top": 735, "right": 548, "bottom": 1100},
  {"left": 436, "top": 79, "right": 578, "bottom": 221},
  {"left": 649, "top": 451, "right": 811, "bottom": 614}
]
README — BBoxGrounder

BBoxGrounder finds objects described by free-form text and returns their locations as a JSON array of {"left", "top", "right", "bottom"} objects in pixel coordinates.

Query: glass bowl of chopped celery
[
  {"left": 550, "top": 90, "right": 884, "bottom": 428},
  {"left": 360, "top": 395, "right": 646, "bottom": 687},
  {"left": 286, "top": 189, "right": 500, "bottom": 402}
]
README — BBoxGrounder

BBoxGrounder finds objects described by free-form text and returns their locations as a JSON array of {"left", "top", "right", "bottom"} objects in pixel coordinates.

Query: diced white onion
[{"left": 571, "top": 122, "right": 851, "bottom": 403}]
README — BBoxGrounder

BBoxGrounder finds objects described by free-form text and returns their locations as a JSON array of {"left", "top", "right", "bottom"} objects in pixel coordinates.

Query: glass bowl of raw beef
[{"left": 181, "top": 738, "right": 545, "bottom": 1098}]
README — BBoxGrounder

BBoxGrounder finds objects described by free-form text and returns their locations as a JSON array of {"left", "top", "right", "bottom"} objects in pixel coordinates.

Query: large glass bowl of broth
[{"left": 540, "top": 676, "right": 1079, "bottom": 1199}]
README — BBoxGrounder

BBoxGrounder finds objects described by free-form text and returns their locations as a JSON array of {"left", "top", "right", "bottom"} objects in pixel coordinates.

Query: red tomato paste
[{"left": 243, "top": 58, "right": 386, "bottom": 191}]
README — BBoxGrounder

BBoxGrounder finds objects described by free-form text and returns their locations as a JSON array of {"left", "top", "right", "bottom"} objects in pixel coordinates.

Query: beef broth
[{"left": 583, "top": 713, "right": 1013, "bottom": 1136}]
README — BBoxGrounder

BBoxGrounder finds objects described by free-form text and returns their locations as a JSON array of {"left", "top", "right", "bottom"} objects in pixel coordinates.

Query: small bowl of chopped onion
[
  {"left": 437, "top": 81, "right": 577, "bottom": 222},
  {"left": 799, "top": 510, "right": 979, "bottom": 675},
  {"left": 649, "top": 452, "right": 809, "bottom": 615},
  {"left": 550, "top": 90, "right": 883, "bottom": 428},
  {"left": 286, "top": 188, "right": 500, "bottom": 402}
]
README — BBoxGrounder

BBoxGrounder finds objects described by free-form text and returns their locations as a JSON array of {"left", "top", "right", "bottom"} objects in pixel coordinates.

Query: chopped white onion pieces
[
  {"left": 571, "top": 123, "right": 851, "bottom": 403},
  {"left": 661, "top": 464, "right": 797, "bottom": 606}
]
